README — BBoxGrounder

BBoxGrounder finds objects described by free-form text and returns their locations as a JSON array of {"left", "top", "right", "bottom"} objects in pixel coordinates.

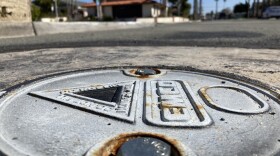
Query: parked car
[{"left": 263, "top": 6, "right": 280, "bottom": 18}]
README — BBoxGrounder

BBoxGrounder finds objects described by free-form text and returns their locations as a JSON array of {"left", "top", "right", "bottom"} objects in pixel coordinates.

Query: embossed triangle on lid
[
  {"left": 29, "top": 81, "right": 139, "bottom": 123},
  {"left": 74, "top": 86, "right": 123, "bottom": 103}
]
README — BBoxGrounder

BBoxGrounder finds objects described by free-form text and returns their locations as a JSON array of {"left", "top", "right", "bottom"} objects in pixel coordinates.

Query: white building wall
[
  {"left": 136, "top": 17, "right": 189, "bottom": 23},
  {"left": 142, "top": 4, "right": 161, "bottom": 17},
  {"left": 103, "top": 6, "right": 113, "bottom": 17},
  {"left": 87, "top": 8, "right": 96, "bottom": 16},
  {"left": 151, "top": 6, "right": 161, "bottom": 17},
  {"left": 142, "top": 4, "right": 152, "bottom": 17}
]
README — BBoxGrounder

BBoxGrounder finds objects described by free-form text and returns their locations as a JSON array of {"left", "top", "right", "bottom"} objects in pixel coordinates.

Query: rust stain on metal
[
  {"left": 129, "top": 68, "right": 162, "bottom": 79},
  {"left": 161, "top": 103, "right": 186, "bottom": 109},
  {"left": 196, "top": 104, "right": 204, "bottom": 110},
  {"left": 90, "top": 84, "right": 103, "bottom": 87},
  {"left": 174, "top": 108, "right": 182, "bottom": 115},
  {"left": 138, "top": 75, "right": 151, "bottom": 79},
  {"left": 153, "top": 68, "right": 161, "bottom": 74},
  {"left": 62, "top": 89, "right": 71, "bottom": 93},
  {"left": 91, "top": 132, "right": 185, "bottom": 156},
  {"left": 199, "top": 87, "right": 215, "bottom": 105},
  {"left": 146, "top": 103, "right": 151, "bottom": 107},
  {"left": 275, "top": 90, "right": 280, "bottom": 99},
  {"left": 161, "top": 103, "right": 173, "bottom": 108},
  {"left": 146, "top": 93, "right": 152, "bottom": 97},
  {"left": 129, "top": 69, "right": 137, "bottom": 74},
  {"left": 5, "top": 90, "right": 17, "bottom": 98}
]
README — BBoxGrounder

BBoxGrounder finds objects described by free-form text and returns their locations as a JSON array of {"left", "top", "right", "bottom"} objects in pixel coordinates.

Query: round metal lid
[{"left": 0, "top": 69, "right": 279, "bottom": 156}]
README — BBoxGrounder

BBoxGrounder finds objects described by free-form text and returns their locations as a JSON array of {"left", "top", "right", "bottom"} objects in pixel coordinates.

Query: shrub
[
  {"left": 31, "top": 4, "right": 41, "bottom": 21},
  {"left": 103, "top": 16, "right": 113, "bottom": 21}
]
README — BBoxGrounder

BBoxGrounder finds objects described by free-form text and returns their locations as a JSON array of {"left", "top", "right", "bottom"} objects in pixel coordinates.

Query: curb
[{"left": 0, "top": 22, "right": 35, "bottom": 39}]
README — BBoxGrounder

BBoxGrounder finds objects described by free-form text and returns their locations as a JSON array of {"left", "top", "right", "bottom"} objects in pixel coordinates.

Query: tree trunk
[
  {"left": 246, "top": 0, "right": 250, "bottom": 18},
  {"left": 177, "top": 0, "right": 181, "bottom": 16},
  {"left": 256, "top": 0, "right": 259, "bottom": 18}
]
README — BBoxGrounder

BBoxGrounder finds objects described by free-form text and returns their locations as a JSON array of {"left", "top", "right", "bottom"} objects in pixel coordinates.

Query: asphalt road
[{"left": 0, "top": 19, "right": 280, "bottom": 52}]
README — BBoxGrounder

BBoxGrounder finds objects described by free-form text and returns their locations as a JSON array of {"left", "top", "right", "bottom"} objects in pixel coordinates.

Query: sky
[
  {"left": 197, "top": 0, "right": 248, "bottom": 13},
  {"left": 81, "top": 0, "right": 249, "bottom": 14}
]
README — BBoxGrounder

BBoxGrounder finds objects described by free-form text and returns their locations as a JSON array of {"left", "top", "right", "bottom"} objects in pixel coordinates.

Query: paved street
[
  {"left": 0, "top": 19, "right": 280, "bottom": 95},
  {"left": 0, "top": 20, "right": 280, "bottom": 52}
]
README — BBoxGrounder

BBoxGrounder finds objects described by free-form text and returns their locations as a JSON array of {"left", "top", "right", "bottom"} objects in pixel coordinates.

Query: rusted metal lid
[{"left": 0, "top": 68, "right": 279, "bottom": 156}]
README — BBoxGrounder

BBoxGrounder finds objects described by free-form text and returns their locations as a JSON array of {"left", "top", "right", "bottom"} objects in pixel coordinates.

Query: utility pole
[
  {"left": 253, "top": 0, "right": 256, "bottom": 17},
  {"left": 199, "top": 0, "right": 203, "bottom": 18},
  {"left": 163, "top": 0, "right": 168, "bottom": 17},
  {"left": 54, "top": 0, "right": 59, "bottom": 19},
  {"left": 215, "top": 0, "right": 219, "bottom": 19},
  {"left": 193, "top": 0, "right": 198, "bottom": 20},
  {"left": 67, "top": 0, "right": 70, "bottom": 20},
  {"left": 246, "top": 0, "right": 250, "bottom": 18},
  {"left": 96, "top": 0, "right": 103, "bottom": 20}
]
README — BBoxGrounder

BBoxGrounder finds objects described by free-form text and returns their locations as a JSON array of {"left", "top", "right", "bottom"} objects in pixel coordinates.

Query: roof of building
[{"left": 82, "top": 0, "right": 162, "bottom": 7}]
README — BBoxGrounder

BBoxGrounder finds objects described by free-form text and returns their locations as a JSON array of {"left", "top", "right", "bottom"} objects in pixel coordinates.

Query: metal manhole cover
[{"left": 0, "top": 69, "right": 279, "bottom": 156}]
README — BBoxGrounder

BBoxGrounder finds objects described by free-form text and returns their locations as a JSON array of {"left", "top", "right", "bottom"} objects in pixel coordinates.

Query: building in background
[
  {"left": 82, "top": 0, "right": 166, "bottom": 20},
  {"left": 0, "top": 0, "right": 31, "bottom": 22},
  {"left": 32, "top": 0, "right": 88, "bottom": 22},
  {"left": 60, "top": 0, "right": 88, "bottom": 21}
]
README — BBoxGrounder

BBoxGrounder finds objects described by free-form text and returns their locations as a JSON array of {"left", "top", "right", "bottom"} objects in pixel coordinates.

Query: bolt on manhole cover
[{"left": 0, "top": 68, "right": 279, "bottom": 156}]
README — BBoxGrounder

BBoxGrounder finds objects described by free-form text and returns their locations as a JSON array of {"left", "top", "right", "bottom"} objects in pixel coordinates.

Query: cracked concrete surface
[{"left": 0, "top": 46, "right": 279, "bottom": 95}]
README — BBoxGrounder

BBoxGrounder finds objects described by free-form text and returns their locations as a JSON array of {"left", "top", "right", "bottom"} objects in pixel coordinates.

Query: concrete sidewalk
[
  {"left": 33, "top": 22, "right": 155, "bottom": 35},
  {"left": 0, "top": 46, "right": 279, "bottom": 97}
]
